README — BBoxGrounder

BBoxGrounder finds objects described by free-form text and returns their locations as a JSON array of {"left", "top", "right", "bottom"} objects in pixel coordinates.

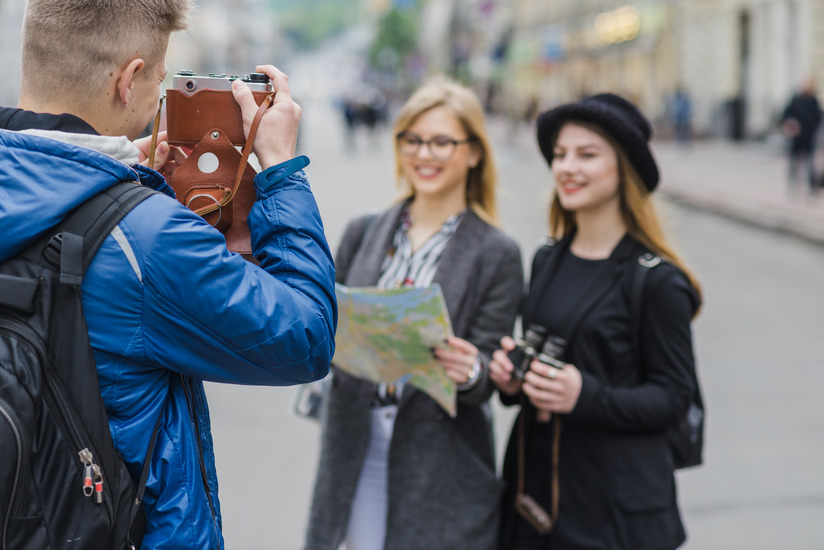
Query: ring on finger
[{"left": 547, "top": 368, "right": 557, "bottom": 380}]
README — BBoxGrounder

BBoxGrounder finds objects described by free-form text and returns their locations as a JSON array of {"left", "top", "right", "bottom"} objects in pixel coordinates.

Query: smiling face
[
  {"left": 551, "top": 122, "right": 621, "bottom": 216},
  {"left": 397, "top": 105, "right": 481, "bottom": 202}
]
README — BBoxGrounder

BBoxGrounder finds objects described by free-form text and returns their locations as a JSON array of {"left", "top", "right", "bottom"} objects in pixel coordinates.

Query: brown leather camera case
[
  {"left": 164, "top": 89, "right": 272, "bottom": 255},
  {"left": 166, "top": 88, "right": 271, "bottom": 146}
]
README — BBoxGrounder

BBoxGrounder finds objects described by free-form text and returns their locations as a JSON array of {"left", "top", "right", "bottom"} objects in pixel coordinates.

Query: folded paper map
[{"left": 333, "top": 283, "right": 456, "bottom": 416}]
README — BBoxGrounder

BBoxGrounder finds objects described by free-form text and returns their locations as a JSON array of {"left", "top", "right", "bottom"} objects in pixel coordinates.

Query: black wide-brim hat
[{"left": 536, "top": 93, "right": 660, "bottom": 192}]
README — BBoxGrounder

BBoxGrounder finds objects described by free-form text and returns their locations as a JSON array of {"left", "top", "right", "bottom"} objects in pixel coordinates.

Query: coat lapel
[
  {"left": 522, "top": 233, "right": 572, "bottom": 328},
  {"left": 431, "top": 210, "right": 486, "bottom": 333},
  {"left": 343, "top": 202, "right": 406, "bottom": 286}
]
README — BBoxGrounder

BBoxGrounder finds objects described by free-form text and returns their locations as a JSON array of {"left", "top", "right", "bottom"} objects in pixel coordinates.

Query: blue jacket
[{"left": 0, "top": 123, "right": 336, "bottom": 549}]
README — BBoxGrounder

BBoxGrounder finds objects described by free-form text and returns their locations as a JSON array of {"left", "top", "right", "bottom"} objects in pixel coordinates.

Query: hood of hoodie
[{"left": 0, "top": 128, "right": 141, "bottom": 262}]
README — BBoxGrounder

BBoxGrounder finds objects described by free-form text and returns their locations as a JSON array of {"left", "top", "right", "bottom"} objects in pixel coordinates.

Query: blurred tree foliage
[
  {"left": 368, "top": 6, "right": 419, "bottom": 71},
  {"left": 269, "top": 0, "right": 358, "bottom": 48}
]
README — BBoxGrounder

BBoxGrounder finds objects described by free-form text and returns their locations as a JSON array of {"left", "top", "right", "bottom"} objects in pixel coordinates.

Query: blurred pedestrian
[
  {"left": 781, "top": 78, "right": 822, "bottom": 195},
  {"left": 305, "top": 76, "right": 523, "bottom": 550},
  {"left": 670, "top": 85, "right": 692, "bottom": 147},
  {"left": 341, "top": 96, "right": 359, "bottom": 151},
  {"left": 489, "top": 94, "right": 702, "bottom": 550}
]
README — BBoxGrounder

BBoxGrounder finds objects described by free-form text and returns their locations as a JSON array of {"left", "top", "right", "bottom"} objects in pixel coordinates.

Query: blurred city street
[
  {"left": 204, "top": 88, "right": 824, "bottom": 549},
  {"left": 2, "top": 1, "right": 823, "bottom": 549}
]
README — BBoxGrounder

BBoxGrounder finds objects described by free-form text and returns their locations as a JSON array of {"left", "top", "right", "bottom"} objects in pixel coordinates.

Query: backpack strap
[
  {"left": 40, "top": 181, "right": 161, "bottom": 525},
  {"left": 630, "top": 252, "right": 662, "bottom": 362},
  {"left": 41, "top": 182, "right": 157, "bottom": 284},
  {"left": 631, "top": 253, "right": 705, "bottom": 468}
]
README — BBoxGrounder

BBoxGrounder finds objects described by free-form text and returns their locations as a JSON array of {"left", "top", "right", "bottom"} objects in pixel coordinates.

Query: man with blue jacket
[{"left": 0, "top": 1, "right": 336, "bottom": 548}]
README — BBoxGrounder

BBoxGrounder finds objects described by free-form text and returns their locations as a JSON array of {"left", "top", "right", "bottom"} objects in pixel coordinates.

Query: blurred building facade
[
  {"left": 0, "top": 0, "right": 25, "bottom": 107},
  {"left": 0, "top": 0, "right": 285, "bottom": 108},
  {"left": 418, "top": 0, "right": 824, "bottom": 141}
]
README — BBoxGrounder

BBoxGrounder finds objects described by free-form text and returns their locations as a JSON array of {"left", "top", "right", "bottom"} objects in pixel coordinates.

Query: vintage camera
[
  {"left": 163, "top": 69, "right": 276, "bottom": 256},
  {"left": 171, "top": 70, "right": 272, "bottom": 95},
  {"left": 508, "top": 325, "right": 548, "bottom": 380}
]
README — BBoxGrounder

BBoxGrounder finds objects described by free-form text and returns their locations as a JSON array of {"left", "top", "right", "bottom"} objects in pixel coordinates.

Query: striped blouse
[{"left": 377, "top": 205, "right": 465, "bottom": 290}]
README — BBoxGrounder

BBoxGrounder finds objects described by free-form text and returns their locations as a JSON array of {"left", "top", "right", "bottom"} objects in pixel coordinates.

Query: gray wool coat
[{"left": 304, "top": 202, "right": 524, "bottom": 550}]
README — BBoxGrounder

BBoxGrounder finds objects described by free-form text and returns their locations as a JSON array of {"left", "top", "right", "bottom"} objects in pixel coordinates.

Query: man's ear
[{"left": 117, "top": 58, "right": 145, "bottom": 106}]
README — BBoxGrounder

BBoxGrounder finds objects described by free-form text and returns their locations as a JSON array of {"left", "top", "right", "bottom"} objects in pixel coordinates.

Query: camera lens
[{"left": 184, "top": 79, "right": 197, "bottom": 91}]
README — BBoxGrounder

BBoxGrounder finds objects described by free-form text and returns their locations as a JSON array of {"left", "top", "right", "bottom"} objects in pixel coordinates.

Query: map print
[{"left": 333, "top": 283, "right": 457, "bottom": 416}]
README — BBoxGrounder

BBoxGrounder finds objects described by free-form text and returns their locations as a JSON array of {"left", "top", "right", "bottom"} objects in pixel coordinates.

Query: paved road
[{"left": 205, "top": 96, "right": 824, "bottom": 549}]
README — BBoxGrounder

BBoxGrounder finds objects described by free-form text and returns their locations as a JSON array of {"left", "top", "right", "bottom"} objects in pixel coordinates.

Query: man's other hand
[{"left": 135, "top": 131, "right": 188, "bottom": 179}]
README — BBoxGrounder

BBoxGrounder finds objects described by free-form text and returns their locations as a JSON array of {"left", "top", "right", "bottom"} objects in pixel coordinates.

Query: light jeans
[{"left": 344, "top": 405, "right": 397, "bottom": 550}]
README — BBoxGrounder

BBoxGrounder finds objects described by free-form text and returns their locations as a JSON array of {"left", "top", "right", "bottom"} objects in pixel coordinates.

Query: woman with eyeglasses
[{"left": 305, "top": 76, "right": 524, "bottom": 550}]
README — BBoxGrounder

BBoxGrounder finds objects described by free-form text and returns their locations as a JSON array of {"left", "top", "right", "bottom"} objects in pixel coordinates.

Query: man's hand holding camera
[{"left": 232, "top": 64, "right": 301, "bottom": 170}]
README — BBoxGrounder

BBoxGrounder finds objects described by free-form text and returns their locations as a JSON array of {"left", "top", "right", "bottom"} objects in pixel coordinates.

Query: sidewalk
[
  {"left": 653, "top": 140, "right": 824, "bottom": 244},
  {"left": 488, "top": 115, "right": 824, "bottom": 244}
]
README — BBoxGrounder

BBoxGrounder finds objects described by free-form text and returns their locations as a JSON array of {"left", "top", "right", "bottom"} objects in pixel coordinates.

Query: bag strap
[
  {"left": 630, "top": 253, "right": 661, "bottom": 363},
  {"left": 30, "top": 180, "right": 158, "bottom": 542},
  {"left": 41, "top": 182, "right": 157, "bottom": 283},
  {"left": 517, "top": 395, "right": 561, "bottom": 530},
  {"left": 631, "top": 253, "right": 705, "bottom": 469}
]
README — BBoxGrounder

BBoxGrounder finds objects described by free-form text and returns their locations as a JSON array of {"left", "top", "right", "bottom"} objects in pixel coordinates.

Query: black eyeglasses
[{"left": 396, "top": 132, "right": 475, "bottom": 161}]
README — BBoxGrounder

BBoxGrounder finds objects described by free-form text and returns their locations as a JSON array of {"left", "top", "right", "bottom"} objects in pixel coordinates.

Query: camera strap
[
  {"left": 516, "top": 395, "right": 560, "bottom": 534},
  {"left": 147, "top": 95, "right": 165, "bottom": 170}
]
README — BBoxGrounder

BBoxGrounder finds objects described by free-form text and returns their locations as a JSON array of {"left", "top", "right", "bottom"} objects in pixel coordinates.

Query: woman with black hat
[{"left": 489, "top": 93, "right": 703, "bottom": 550}]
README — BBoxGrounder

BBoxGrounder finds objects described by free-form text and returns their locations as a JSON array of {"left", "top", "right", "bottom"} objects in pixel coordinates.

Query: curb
[{"left": 659, "top": 186, "right": 824, "bottom": 245}]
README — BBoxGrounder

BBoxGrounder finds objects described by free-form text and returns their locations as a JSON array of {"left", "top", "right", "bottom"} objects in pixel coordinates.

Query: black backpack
[
  {"left": 632, "top": 253, "right": 705, "bottom": 469},
  {"left": 0, "top": 182, "right": 160, "bottom": 549}
]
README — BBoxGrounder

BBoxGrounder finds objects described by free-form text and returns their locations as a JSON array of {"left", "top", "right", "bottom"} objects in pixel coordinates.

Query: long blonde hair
[
  {"left": 549, "top": 121, "right": 703, "bottom": 310},
  {"left": 392, "top": 76, "right": 499, "bottom": 225}
]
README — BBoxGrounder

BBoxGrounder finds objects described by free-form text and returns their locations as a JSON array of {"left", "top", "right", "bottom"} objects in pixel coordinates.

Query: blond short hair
[
  {"left": 392, "top": 75, "right": 500, "bottom": 226},
  {"left": 22, "top": 0, "right": 194, "bottom": 105}
]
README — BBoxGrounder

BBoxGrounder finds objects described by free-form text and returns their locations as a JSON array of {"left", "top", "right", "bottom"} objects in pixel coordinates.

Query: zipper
[
  {"left": 0, "top": 397, "right": 27, "bottom": 550},
  {"left": 0, "top": 318, "right": 114, "bottom": 525},
  {"left": 179, "top": 375, "right": 220, "bottom": 532}
]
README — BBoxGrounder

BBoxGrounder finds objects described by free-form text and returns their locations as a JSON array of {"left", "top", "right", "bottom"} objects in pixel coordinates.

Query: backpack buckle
[
  {"left": 638, "top": 253, "right": 661, "bottom": 268},
  {"left": 43, "top": 232, "right": 63, "bottom": 268}
]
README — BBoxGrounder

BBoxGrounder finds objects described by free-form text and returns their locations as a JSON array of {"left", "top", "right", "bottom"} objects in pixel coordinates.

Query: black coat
[{"left": 500, "top": 234, "right": 699, "bottom": 550}]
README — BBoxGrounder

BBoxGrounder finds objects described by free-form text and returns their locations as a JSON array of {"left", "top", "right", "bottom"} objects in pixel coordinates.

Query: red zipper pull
[{"left": 92, "top": 463, "right": 104, "bottom": 504}]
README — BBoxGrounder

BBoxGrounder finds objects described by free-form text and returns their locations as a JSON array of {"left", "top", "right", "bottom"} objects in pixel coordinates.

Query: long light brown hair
[
  {"left": 392, "top": 76, "right": 499, "bottom": 225},
  {"left": 549, "top": 121, "right": 703, "bottom": 310}
]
